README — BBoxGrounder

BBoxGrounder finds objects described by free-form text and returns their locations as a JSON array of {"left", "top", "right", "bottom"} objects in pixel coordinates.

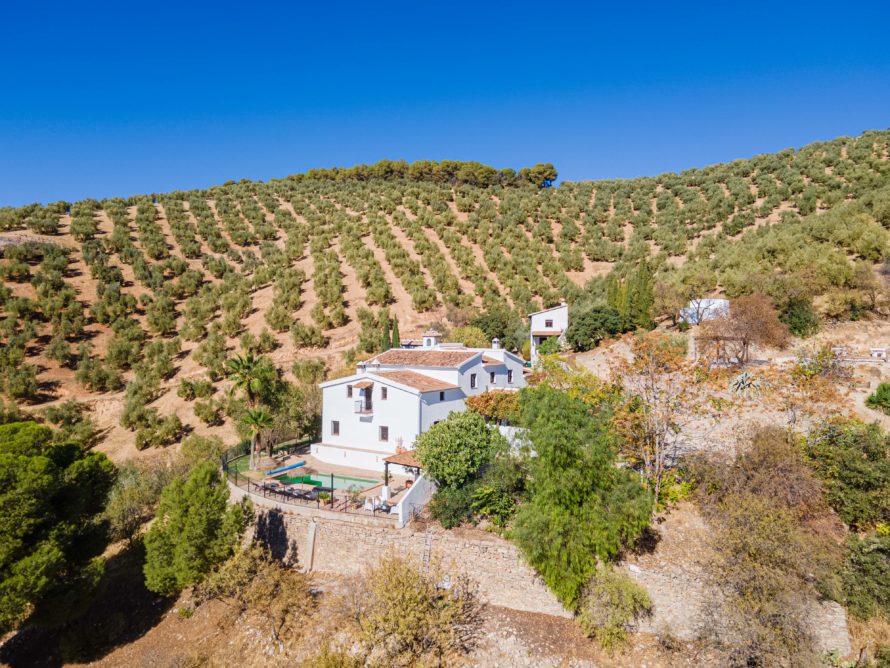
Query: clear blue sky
[{"left": 2, "top": 1, "right": 889, "bottom": 205}]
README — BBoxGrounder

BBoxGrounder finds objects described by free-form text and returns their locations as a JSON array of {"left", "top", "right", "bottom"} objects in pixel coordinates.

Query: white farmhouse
[
  {"left": 313, "top": 329, "right": 527, "bottom": 472},
  {"left": 528, "top": 301, "right": 568, "bottom": 363}
]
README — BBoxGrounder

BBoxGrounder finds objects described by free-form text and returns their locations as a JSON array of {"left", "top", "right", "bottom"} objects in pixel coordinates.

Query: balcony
[{"left": 354, "top": 400, "right": 373, "bottom": 415}]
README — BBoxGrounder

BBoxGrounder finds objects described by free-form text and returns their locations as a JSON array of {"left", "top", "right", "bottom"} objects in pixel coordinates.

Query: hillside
[{"left": 1, "top": 130, "right": 889, "bottom": 459}]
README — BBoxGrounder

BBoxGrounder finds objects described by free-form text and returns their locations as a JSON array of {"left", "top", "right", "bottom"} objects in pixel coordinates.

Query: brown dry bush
[
  {"left": 688, "top": 427, "right": 843, "bottom": 667},
  {"left": 333, "top": 554, "right": 483, "bottom": 667},
  {"left": 196, "top": 544, "right": 315, "bottom": 643}
]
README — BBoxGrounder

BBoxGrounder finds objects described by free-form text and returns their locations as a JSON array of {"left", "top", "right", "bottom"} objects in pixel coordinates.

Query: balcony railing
[{"left": 354, "top": 400, "right": 373, "bottom": 414}]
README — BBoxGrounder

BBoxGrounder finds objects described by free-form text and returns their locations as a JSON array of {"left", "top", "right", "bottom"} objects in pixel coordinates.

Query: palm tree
[
  {"left": 243, "top": 408, "right": 274, "bottom": 470},
  {"left": 227, "top": 351, "right": 262, "bottom": 407}
]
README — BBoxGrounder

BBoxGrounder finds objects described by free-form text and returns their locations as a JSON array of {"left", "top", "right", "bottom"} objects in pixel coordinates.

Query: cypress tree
[
  {"left": 626, "top": 263, "right": 654, "bottom": 329},
  {"left": 391, "top": 317, "right": 401, "bottom": 349}
]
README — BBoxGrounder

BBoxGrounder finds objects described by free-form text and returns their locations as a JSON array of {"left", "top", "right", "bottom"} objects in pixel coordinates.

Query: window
[
  {"left": 381, "top": 386, "right": 388, "bottom": 400},
  {"left": 470, "top": 373, "right": 477, "bottom": 389},
  {"left": 439, "top": 391, "right": 445, "bottom": 401},
  {"left": 489, "top": 371, "right": 496, "bottom": 384},
  {"left": 379, "top": 426, "right": 389, "bottom": 442},
  {"left": 346, "top": 385, "right": 353, "bottom": 398},
  {"left": 331, "top": 420, "right": 340, "bottom": 436},
  {"left": 507, "top": 369, "right": 514, "bottom": 384},
  {"left": 545, "top": 319, "right": 553, "bottom": 328}
]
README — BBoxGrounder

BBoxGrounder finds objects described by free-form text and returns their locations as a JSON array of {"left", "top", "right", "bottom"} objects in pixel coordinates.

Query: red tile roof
[
  {"left": 371, "top": 349, "right": 478, "bottom": 367},
  {"left": 375, "top": 370, "right": 459, "bottom": 392}
]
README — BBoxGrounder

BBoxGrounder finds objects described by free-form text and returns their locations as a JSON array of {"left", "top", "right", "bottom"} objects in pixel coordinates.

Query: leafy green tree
[
  {"left": 143, "top": 462, "right": 250, "bottom": 596},
  {"left": 0, "top": 421, "right": 116, "bottom": 634},
  {"left": 449, "top": 325, "right": 489, "bottom": 348},
  {"left": 415, "top": 411, "right": 507, "bottom": 488},
  {"left": 565, "top": 305, "right": 624, "bottom": 351},
  {"left": 512, "top": 387, "right": 652, "bottom": 610},
  {"left": 145, "top": 292, "right": 177, "bottom": 336}
]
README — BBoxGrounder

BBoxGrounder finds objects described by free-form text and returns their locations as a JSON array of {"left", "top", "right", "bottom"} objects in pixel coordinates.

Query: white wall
[
  {"left": 529, "top": 304, "right": 568, "bottom": 333},
  {"left": 321, "top": 377, "right": 421, "bottom": 456},
  {"left": 394, "top": 473, "right": 436, "bottom": 527},
  {"left": 529, "top": 304, "right": 569, "bottom": 362}
]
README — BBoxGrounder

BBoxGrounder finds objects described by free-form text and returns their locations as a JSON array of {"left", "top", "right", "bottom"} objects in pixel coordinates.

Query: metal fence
[{"left": 221, "top": 438, "right": 397, "bottom": 522}]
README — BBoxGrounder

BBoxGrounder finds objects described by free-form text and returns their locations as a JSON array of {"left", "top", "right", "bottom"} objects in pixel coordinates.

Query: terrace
[{"left": 223, "top": 444, "right": 424, "bottom": 524}]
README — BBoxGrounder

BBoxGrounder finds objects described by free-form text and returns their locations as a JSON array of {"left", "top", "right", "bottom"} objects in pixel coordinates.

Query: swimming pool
[{"left": 278, "top": 472, "right": 380, "bottom": 490}]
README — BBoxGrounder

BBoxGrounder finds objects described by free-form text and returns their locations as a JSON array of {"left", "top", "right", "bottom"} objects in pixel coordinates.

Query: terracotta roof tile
[
  {"left": 531, "top": 329, "right": 563, "bottom": 336},
  {"left": 353, "top": 380, "right": 374, "bottom": 389},
  {"left": 374, "top": 370, "right": 459, "bottom": 392},
  {"left": 384, "top": 450, "right": 422, "bottom": 468},
  {"left": 371, "top": 349, "right": 478, "bottom": 368}
]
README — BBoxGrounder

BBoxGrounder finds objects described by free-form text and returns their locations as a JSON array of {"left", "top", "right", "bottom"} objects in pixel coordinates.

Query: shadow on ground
[{"left": 0, "top": 541, "right": 175, "bottom": 667}]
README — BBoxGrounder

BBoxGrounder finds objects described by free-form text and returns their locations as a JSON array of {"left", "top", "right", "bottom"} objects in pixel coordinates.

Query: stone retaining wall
[{"left": 252, "top": 507, "right": 571, "bottom": 619}]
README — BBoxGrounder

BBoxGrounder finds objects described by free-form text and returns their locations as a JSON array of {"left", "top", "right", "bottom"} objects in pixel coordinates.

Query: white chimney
[
  {"left": 422, "top": 328, "right": 441, "bottom": 348},
  {"left": 491, "top": 337, "right": 500, "bottom": 350}
]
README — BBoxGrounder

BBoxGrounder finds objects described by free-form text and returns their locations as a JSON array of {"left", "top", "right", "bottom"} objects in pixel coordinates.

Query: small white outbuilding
[{"left": 679, "top": 298, "right": 729, "bottom": 325}]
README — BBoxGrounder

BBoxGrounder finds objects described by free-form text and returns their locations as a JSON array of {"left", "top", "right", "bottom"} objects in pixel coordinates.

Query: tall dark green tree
[
  {"left": 391, "top": 317, "right": 401, "bottom": 349},
  {"left": 143, "top": 462, "right": 250, "bottom": 596},
  {"left": 0, "top": 421, "right": 116, "bottom": 634},
  {"left": 512, "top": 387, "right": 651, "bottom": 610}
]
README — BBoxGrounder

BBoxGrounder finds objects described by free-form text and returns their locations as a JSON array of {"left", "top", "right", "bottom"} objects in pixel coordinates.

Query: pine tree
[
  {"left": 391, "top": 317, "right": 401, "bottom": 349},
  {"left": 143, "top": 462, "right": 249, "bottom": 596}
]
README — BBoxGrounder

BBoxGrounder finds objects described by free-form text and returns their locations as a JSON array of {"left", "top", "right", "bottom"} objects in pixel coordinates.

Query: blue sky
[{"left": 2, "top": 1, "right": 889, "bottom": 205}]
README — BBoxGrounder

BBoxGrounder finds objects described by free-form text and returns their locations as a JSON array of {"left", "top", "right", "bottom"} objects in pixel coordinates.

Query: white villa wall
[
  {"left": 419, "top": 391, "right": 466, "bottom": 433},
  {"left": 394, "top": 473, "right": 436, "bottom": 526},
  {"left": 529, "top": 304, "right": 569, "bottom": 362},
  {"left": 317, "top": 347, "right": 527, "bottom": 470},
  {"left": 320, "top": 378, "right": 420, "bottom": 459},
  {"left": 529, "top": 304, "right": 569, "bottom": 333},
  {"left": 311, "top": 443, "right": 392, "bottom": 471}
]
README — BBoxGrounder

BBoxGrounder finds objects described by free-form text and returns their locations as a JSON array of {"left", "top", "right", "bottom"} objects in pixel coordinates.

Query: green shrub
[
  {"left": 291, "top": 322, "right": 326, "bottom": 348},
  {"left": 841, "top": 533, "right": 890, "bottom": 620},
  {"left": 135, "top": 414, "right": 183, "bottom": 450},
  {"left": 866, "top": 383, "right": 890, "bottom": 415},
  {"left": 194, "top": 399, "right": 223, "bottom": 426},
  {"left": 178, "top": 434, "right": 226, "bottom": 469},
  {"left": 578, "top": 564, "right": 652, "bottom": 651},
  {"left": 105, "top": 459, "right": 177, "bottom": 543},
  {"left": 780, "top": 296, "right": 820, "bottom": 337},
  {"left": 804, "top": 420, "right": 890, "bottom": 530},
  {"left": 429, "top": 483, "right": 478, "bottom": 529}
]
